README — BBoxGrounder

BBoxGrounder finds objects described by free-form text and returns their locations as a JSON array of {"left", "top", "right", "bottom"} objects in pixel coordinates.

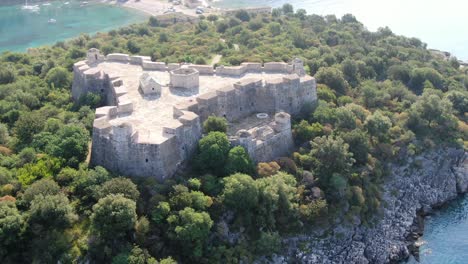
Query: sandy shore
[{"left": 103, "top": 0, "right": 220, "bottom": 17}]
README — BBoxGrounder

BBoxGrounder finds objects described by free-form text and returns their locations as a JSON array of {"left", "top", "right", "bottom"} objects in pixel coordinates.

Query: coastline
[
  {"left": 102, "top": 0, "right": 222, "bottom": 18},
  {"left": 279, "top": 148, "right": 468, "bottom": 263}
]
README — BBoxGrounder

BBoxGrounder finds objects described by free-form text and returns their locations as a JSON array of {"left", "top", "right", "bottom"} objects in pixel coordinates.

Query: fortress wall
[
  {"left": 72, "top": 63, "right": 113, "bottom": 102},
  {"left": 253, "top": 128, "right": 293, "bottom": 162},
  {"left": 232, "top": 79, "right": 261, "bottom": 119},
  {"left": 188, "top": 65, "right": 215, "bottom": 75},
  {"left": 196, "top": 92, "right": 219, "bottom": 122},
  {"left": 176, "top": 112, "right": 202, "bottom": 160},
  {"left": 129, "top": 55, "right": 151, "bottom": 65},
  {"left": 300, "top": 77, "right": 318, "bottom": 103},
  {"left": 264, "top": 62, "right": 293, "bottom": 73},
  {"left": 241, "top": 62, "right": 263, "bottom": 72},
  {"left": 216, "top": 65, "right": 246, "bottom": 76},
  {"left": 72, "top": 63, "right": 88, "bottom": 99},
  {"left": 106, "top": 53, "right": 130, "bottom": 62},
  {"left": 275, "top": 75, "right": 302, "bottom": 114},
  {"left": 142, "top": 61, "right": 167, "bottom": 71},
  {"left": 126, "top": 142, "right": 166, "bottom": 178},
  {"left": 255, "top": 81, "right": 277, "bottom": 113},
  {"left": 215, "top": 86, "right": 237, "bottom": 120}
]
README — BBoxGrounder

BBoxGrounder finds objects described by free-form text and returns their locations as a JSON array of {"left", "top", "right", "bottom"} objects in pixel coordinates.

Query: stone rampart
[{"left": 106, "top": 53, "right": 130, "bottom": 62}]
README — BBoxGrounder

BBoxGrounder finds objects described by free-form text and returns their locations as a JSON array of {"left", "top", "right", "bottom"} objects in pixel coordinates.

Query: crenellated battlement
[{"left": 73, "top": 49, "right": 316, "bottom": 180}]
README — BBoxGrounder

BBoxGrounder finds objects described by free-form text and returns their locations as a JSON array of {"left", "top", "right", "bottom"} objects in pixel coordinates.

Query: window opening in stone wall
[
  {"left": 95, "top": 54, "right": 98, "bottom": 60},
  {"left": 145, "top": 159, "right": 148, "bottom": 163}
]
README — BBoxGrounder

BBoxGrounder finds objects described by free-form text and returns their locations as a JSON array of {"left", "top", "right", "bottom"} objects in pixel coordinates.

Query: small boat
[
  {"left": 48, "top": 18, "right": 57, "bottom": 24},
  {"left": 64, "top": 2, "right": 70, "bottom": 5},
  {"left": 21, "top": 0, "right": 40, "bottom": 11},
  {"left": 42, "top": 2, "right": 51, "bottom": 6}
]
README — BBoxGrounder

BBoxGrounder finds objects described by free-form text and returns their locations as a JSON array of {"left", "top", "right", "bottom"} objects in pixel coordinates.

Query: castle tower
[
  {"left": 292, "top": 58, "right": 306, "bottom": 76},
  {"left": 273, "top": 112, "right": 291, "bottom": 132},
  {"left": 87, "top": 48, "right": 102, "bottom": 64},
  {"left": 170, "top": 68, "right": 200, "bottom": 90}
]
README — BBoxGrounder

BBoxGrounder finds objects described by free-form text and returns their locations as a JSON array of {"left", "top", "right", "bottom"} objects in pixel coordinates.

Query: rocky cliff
[{"left": 280, "top": 148, "right": 467, "bottom": 264}]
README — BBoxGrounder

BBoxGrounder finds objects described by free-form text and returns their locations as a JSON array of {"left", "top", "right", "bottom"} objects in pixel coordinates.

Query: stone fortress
[{"left": 72, "top": 49, "right": 317, "bottom": 180}]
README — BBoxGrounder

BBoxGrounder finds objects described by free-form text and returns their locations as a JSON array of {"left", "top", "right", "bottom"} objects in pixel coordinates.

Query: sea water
[
  {"left": 0, "top": 0, "right": 147, "bottom": 52},
  {"left": 214, "top": 0, "right": 468, "bottom": 61},
  {"left": 405, "top": 196, "right": 468, "bottom": 264}
]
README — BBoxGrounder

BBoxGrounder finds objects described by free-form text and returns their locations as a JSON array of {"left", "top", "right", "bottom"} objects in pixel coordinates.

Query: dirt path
[{"left": 211, "top": 54, "right": 222, "bottom": 65}]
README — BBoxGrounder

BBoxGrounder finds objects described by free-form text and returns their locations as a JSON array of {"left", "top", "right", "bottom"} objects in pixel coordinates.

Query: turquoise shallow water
[
  {"left": 0, "top": 0, "right": 147, "bottom": 52},
  {"left": 408, "top": 196, "right": 468, "bottom": 264},
  {"left": 214, "top": 0, "right": 468, "bottom": 61}
]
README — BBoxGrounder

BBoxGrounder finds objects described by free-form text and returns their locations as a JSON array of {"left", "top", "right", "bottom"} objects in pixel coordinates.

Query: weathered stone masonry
[{"left": 72, "top": 50, "right": 317, "bottom": 180}]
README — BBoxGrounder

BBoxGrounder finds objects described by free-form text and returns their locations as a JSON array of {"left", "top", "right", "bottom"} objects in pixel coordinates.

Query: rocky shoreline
[{"left": 277, "top": 148, "right": 467, "bottom": 264}]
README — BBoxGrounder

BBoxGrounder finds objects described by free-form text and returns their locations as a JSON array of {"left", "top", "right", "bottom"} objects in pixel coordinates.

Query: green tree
[
  {"left": 151, "top": 201, "right": 170, "bottom": 224},
  {"left": 0, "top": 123, "right": 9, "bottom": 145},
  {"left": 45, "top": 67, "right": 71, "bottom": 88},
  {"left": 168, "top": 184, "right": 212, "bottom": 211},
  {"left": 445, "top": 90, "right": 468, "bottom": 116},
  {"left": 91, "top": 194, "right": 137, "bottom": 240},
  {"left": 14, "top": 112, "right": 45, "bottom": 145},
  {"left": 409, "top": 67, "right": 444, "bottom": 94},
  {"left": 196, "top": 132, "right": 230, "bottom": 175},
  {"left": 17, "top": 156, "right": 62, "bottom": 186},
  {"left": 221, "top": 173, "right": 258, "bottom": 224},
  {"left": 282, "top": 3, "right": 294, "bottom": 14},
  {"left": 268, "top": 22, "right": 281, "bottom": 36},
  {"left": 255, "top": 172, "right": 299, "bottom": 230},
  {"left": 203, "top": 116, "right": 228, "bottom": 133},
  {"left": 315, "top": 67, "right": 349, "bottom": 95},
  {"left": 407, "top": 90, "right": 458, "bottom": 139},
  {"left": 225, "top": 146, "right": 255, "bottom": 175},
  {"left": 167, "top": 207, "right": 213, "bottom": 258},
  {"left": 341, "top": 129, "right": 370, "bottom": 165},
  {"left": 387, "top": 64, "right": 411, "bottom": 84},
  {"left": 364, "top": 111, "right": 392, "bottom": 142},
  {"left": 341, "top": 59, "right": 359, "bottom": 87},
  {"left": 254, "top": 231, "right": 281, "bottom": 256},
  {"left": 0, "top": 201, "right": 25, "bottom": 257},
  {"left": 97, "top": 177, "right": 140, "bottom": 202},
  {"left": 335, "top": 107, "right": 357, "bottom": 130},
  {"left": 22, "top": 178, "right": 60, "bottom": 205},
  {"left": 112, "top": 245, "right": 158, "bottom": 264},
  {"left": 235, "top": 10, "right": 251, "bottom": 22},
  {"left": 294, "top": 120, "right": 323, "bottom": 143},
  {"left": 33, "top": 124, "right": 90, "bottom": 167},
  {"left": 127, "top": 40, "right": 141, "bottom": 53},
  {"left": 309, "top": 136, "right": 355, "bottom": 179},
  {"left": 0, "top": 68, "right": 16, "bottom": 84},
  {"left": 28, "top": 194, "right": 77, "bottom": 229}
]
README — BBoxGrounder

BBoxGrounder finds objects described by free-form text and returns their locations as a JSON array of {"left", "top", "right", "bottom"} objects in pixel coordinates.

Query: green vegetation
[{"left": 0, "top": 5, "right": 466, "bottom": 263}]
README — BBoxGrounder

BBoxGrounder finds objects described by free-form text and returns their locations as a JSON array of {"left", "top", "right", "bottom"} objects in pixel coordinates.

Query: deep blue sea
[
  {"left": 0, "top": 0, "right": 147, "bottom": 52},
  {"left": 214, "top": 0, "right": 468, "bottom": 61}
]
